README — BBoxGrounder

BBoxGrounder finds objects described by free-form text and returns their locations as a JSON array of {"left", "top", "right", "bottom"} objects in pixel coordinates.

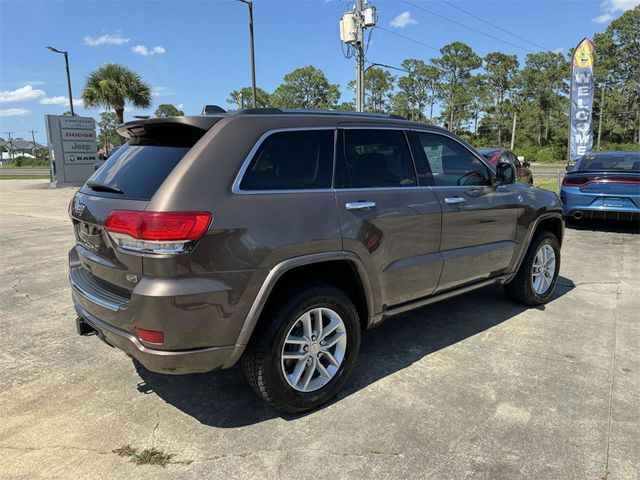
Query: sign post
[
  {"left": 568, "top": 38, "right": 596, "bottom": 164},
  {"left": 45, "top": 115, "right": 99, "bottom": 187}
]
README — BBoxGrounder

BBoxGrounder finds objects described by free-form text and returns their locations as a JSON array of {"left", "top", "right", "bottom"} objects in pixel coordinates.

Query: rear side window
[
  {"left": 339, "top": 129, "right": 417, "bottom": 188},
  {"left": 81, "top": 144, "right": 190, "bottom": 200},
  {"left": 415, "top": 132, "right": 491, "bottom": 187},
  {"left": 239, "top": 130, "right": 334, "bottom": 191}
]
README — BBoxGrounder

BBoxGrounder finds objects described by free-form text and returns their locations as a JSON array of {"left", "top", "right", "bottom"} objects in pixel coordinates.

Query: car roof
[
  {"left": 117, "top": 108, "right": 451, "bottom": 137},
  {"left": 476, "top": 147, "right": 505, "bottom": 155}
]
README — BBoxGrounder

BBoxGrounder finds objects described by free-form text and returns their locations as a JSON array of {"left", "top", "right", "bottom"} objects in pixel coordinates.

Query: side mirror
[
  {"left": 522, "top": 161, "right": 530, "bottom": 168},
  {"left": 496, "top": 161, "right": 516, "bottom": 184}
]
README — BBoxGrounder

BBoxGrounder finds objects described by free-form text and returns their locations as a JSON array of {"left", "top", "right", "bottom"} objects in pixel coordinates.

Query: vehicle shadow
[
  {"left": 134, "top": 276, "right": 575, "bottom": 428},
  {"left": 566, "top": 218, "right": 639, "bottom": 234}
]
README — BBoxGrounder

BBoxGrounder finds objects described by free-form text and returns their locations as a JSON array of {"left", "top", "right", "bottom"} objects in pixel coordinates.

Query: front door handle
[
  {"left": 345, "top": 201, "right": 376, "bottom": 211},
  {"left": 444, "top": 196, "right": 466, "bottom": 205}
]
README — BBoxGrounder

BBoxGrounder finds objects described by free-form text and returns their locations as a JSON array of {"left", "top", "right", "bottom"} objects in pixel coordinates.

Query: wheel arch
[{"left": 235, "top": 252, "right": 375, "bottom": 349}]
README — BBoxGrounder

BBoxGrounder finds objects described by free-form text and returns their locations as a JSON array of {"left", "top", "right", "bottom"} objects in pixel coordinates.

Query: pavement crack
[
  {"left": 152, "top": 410, "right": 160, "bottom": 448},
  {"left": 0, "top": 445, "right": 111, "bottom": 455},
  {"left": 188, "top": 447, "right": 407, "bottom": 464}
]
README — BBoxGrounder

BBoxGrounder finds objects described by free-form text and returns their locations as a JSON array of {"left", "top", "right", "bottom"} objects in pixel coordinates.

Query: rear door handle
[
  {"left": 345, "top": 201, "right": 376, "bottom": 211},
  {"left": 444, "top": 197, "right": 466, "bottom": 205}
]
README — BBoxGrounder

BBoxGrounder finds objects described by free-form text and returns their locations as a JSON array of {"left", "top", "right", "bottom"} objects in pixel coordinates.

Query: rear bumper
[
  {"left": 560, "top": 187, "right": 640, "bottom": 220},
  {"left": 73, "top": 295, "right": 242, "bottom": 374}
]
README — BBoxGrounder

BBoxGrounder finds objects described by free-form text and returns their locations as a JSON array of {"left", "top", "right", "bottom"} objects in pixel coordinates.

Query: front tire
[
  {"left": 241, "top": 282, "right": 361, "bottom": 413},
  {"left": 504, "top": 230, "right": 560, "bottom": 306}
]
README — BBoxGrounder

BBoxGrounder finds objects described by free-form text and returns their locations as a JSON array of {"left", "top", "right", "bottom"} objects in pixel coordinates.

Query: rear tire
[
  {"left": 504, "top": 230, "right": 560, "bottom": 306},
  {"left": 241, "top": 282, "right": 361, "bottom": 413}
]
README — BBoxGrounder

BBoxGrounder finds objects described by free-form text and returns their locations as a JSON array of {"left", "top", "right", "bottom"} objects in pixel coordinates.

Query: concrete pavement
[{"left": 0, "top": 180, "right": 638, "bottom": 479}]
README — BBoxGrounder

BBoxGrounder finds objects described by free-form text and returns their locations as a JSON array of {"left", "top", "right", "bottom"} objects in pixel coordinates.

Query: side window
[
  {"left": 239, "top": 130, "right": 334, "bottom": 190},
  {"left": 340, "top": 129, "right": 417, "bottom": 188},
  {"left": 415, "top": 132, "right": 491, "bottom": 187},
  {"left": 500, "top": 153, "right": 513, "bottom": 164},
  {"left": 509, "top": 152, "right": 522, "bottom": 168}
]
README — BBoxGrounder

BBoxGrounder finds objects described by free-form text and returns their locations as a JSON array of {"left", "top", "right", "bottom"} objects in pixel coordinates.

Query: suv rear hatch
[{"left": 69, "top": 116, "right": 222, "bottom": 297}]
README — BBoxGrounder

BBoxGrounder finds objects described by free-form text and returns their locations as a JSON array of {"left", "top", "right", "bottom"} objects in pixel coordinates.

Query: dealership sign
[
  {"left": 45, "top": 114, "right": 100, "bottom": 187},
  {"left": 568, "top": 38, "right": 596, "bottom": 162}
]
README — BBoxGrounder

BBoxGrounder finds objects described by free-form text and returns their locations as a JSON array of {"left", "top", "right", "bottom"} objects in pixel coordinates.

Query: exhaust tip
[{"left": 572, "top": 211, "right": 583, "bottom": 220}]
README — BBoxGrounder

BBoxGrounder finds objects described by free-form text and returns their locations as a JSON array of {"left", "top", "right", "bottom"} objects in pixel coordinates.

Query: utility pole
[
  {"left": 340, "top": 1, "right": 376, "bottom": 112},
  {"left": 4, "top": 131, "right": 15, "bottom": 162},
  {"left": 30, "top": 130, "right": 38, "bottom": 157},
  {"left": 355, "top": 0, "right": 365, "bottom": 112},
  {"left": 238, "top": 0, "right": 257, "bottom": 108},
  {"left": 596, "top": 86, "right": 605, "bottom": 151},
  {"left": 510, "top": 112, "right": 517, "bottom": 151}
]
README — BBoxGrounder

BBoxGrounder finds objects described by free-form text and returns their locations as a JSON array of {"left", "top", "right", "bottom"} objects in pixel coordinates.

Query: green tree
[
  {"left": 391, "top": 92, "right": 426, "bottom": 122},
  {"left": 82, "top": 63, "right": 152, "bottom": 126},
  {"left": 516, "top": 51, "right": 568, "bottom": 146},
  {"left": 432, "top": 42, "right": 482, "bottom": 132},
  {"left": 227, "top": 87, "right": 272, "bottom": 109},
  {"left": 154, "top": 104, "right": 184, "bottom": 117},
  {"left": 348, "top": 67, "right": 394, "bottom": 113},
  {"left": 97, "top": 112, "right": 119, "bottom": 153},
  {"left": 483, "top": 52, "right": 519, "bottom": 144},
  {"left": 397, "top": 60, "right": 440, "bottom": 122},
  {"left": 271, "top": 66, "right": 340, "bottom": 109}
]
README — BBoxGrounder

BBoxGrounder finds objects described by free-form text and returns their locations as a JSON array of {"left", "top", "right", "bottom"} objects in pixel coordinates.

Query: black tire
[
  {"left": 241, "top": 282, "right": 361, "bottom": 413},
  {"left": 504, "top": 230, "right": 560, "bottom": 306}
]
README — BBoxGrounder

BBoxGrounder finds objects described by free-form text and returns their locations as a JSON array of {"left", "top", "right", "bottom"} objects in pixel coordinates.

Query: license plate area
[{"left": 603, "top": 198, "right": 623, "bottom": 208}]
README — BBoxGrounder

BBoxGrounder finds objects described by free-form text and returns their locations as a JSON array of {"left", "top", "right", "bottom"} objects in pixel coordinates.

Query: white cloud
[
  {"left": 0, "top": 85, "right": 46, "bottom": 103},
  {"left": 132, "top": 45, "right": 166, "bottom": 56},
  {"left": 39, "top": 96, "right": 84, "bottom": 107},
  {"left": 84, "top": 33, "right": 130, "bottom": 46},
  {"left": 0, "top": 108, "right": 31, "bottom": 117},
  {"left": 592, "top": 0, "right": 639, "bottom": 23},
  {"left": 151, "top": 86, "right": 175, "bottom": 97},
  {"left": 176, "top": 103, "right": 184, "bottom": 110},
  {"left": 553, "top": 48, "right": 564, "bottom": 54},
  {"left": 390, "top": 11, "right": 417, "bottom": 28}
]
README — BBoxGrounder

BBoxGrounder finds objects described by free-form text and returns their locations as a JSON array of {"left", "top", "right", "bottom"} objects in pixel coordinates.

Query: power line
[
  {"left": 375, "top": 25, "right": 441, "bottom": 53},
  {"left": 439, "top": 0, "right": 548, "bottom": 51},
  {"left": 400, "top": 0, "right": 531, "bottom": 52}
]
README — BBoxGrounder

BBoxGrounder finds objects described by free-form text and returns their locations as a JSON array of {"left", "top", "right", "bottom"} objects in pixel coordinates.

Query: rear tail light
[
  {"left": 105, "top": 210, "right": 211, "bottom": 254},
  {"left": 563, "top": 176, "right": 640, "bottom": 187},
  {"left": 134, "top": 327, "right": 164, "bottom": 345}
]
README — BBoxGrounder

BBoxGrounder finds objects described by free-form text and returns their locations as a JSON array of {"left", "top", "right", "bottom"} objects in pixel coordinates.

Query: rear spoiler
[{"left": 116, "top": 115, "right": 225, "bottom": 140}]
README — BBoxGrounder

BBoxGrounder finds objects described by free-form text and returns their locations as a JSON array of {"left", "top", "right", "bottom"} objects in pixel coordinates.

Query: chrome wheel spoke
[
  {"left": 282, "top": 352, "right": 306, "bottom": 361},
  {"left": 321, "top": 317, "right": 341, "bottom": 341},
  {"left": 323, "top": 351, "right": 340, "bottom": 368},
  {"left": 284, "top": 336, "right": 307, "bottom": 346},
  {"left": 301, "top": 313, "right": 313, "bottom": 340},
  {"left": 316, "top": 360, "right": 331, "bottom": 379},
  {"left": 323, "top": 330, "right": 345, "bottom": 349},
  {"left": 313, "top": 308, "right": 323, "bottom": 339},
  {"left": 289, "top": 358, "right": 308, "bottom": 387},
  {"left": 300, "top": 359, "right": 316, "bottom": 390}
]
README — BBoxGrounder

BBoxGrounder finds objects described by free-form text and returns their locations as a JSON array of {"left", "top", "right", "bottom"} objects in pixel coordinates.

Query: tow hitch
[{"left": 76, "top": 316, "right": 96, "bottom": 336}]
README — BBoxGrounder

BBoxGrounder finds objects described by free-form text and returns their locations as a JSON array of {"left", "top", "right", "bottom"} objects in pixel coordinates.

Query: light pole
[
  {"left": 238, "top": 0, "right": 257, "bottom": 108},
  {"left": 46, "top": 46, "right": 74, "bottom": 116}
]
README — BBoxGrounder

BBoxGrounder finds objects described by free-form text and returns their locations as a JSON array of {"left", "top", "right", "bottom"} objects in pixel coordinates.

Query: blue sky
[{"left": 1, "top": 0, "right": 637, "bottom": 144}]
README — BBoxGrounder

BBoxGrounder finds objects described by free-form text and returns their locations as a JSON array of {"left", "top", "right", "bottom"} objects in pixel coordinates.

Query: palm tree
[{"left": 82, "top": 63, "right": 152, "bottom": 125}]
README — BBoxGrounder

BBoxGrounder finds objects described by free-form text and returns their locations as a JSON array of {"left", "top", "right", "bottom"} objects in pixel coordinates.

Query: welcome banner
[{"left": 568, "top": 38, "right": 596, "bottom": 162}]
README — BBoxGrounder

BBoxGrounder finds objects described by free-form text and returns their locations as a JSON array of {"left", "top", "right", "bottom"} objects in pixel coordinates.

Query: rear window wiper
[{"left": 86, "top": 181, "right": 123, "bottom": 194}]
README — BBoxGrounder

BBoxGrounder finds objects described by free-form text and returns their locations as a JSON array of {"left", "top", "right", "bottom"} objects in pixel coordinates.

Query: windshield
[
  {"left": 578, "top": 153, "right": 640, "bottom": 172},
  {"left": 80, "top": 143, "right": 190, "bottom": 200}
]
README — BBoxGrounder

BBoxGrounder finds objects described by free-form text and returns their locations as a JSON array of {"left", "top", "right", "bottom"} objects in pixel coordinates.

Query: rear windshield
[
  {"left": 579, "top": 153, "right": 640, "bottom": 172},
  {"left": 80, "top": 143, "right": 190, "bottom": 200}
]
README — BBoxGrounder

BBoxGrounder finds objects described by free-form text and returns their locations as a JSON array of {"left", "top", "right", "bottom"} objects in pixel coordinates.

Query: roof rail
[{"left": 236, "top": 108, "right": 407, "bottom": 120}]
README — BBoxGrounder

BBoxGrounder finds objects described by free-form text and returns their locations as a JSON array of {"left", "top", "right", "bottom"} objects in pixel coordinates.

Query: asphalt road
[{"left": 1, "top": 180, "right": 638, "bottom": 480}]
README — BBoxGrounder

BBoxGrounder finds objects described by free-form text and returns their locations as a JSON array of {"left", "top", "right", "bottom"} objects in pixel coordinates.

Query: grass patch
[
  {"left": 533, "top": 176, "right": 560, "bottom": 193},
  {"left": 0, "top": 174, "right": 48, "bottom": 180},
  {"left": 113, "top": 444, "right": 175, "bottom": 467}
]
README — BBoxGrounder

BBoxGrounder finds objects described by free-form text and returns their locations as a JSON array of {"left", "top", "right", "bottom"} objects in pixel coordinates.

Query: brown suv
[{"left": 69, "top": 109, "right": 564, "bottom": 412}]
